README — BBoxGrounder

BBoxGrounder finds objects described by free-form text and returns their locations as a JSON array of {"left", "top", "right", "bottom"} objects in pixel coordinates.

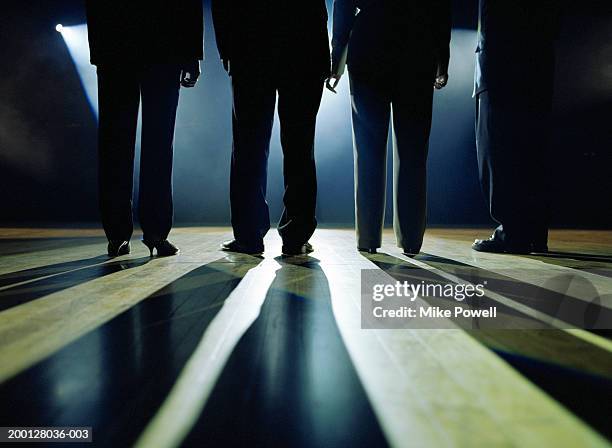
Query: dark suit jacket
[
  {"left": 86, "top": 0, "right": 204, "bottom": 66},
  {"left": 474, "top": 0, "right": 559, "bottom": 97},
  {"left": 211, "top": 0, "right": 331, "bottom": 78},
  {"left": 331, "top": 0, "right": 451, "bottom": 80}
]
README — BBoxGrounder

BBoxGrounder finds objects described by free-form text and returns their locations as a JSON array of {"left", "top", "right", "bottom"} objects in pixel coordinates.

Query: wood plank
[{"left": 0, "top": 228, "right": 610, "bottom": 447}]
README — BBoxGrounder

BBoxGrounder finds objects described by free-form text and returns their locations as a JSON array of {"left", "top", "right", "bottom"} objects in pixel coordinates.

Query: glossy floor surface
[{"left": 0, "top": 227, "right": 611, "bottom": 447}]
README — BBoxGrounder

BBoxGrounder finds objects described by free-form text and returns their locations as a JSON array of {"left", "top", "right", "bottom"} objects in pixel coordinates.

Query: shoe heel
[{"left": 142, "top": 240, "right": 155, "bottom": 257}]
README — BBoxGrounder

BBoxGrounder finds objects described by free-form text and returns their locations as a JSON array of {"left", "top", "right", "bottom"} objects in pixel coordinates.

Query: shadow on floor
[
  {"left": 0, "top": 236, "right": 106, "bottom": 257},
  {"left": 534, "top": 251, "right": 612, "bottom": 263},
  {"left": 522, "top": 252, "right": 612, "bottom": 279},
  {"left": 0, "top": 256, "right": 263, "bottom": 447},
  {"left": 366, "top": 251, "right": 612, "bottom": 440},
  {"left": 0, "top": 255, "right": 110, "bottom": 288},
  {"left": 185, "top": 256, "right": 389, "bottom": 448},
  {"left": 0, "top": 256, "right": 151, "bottom": 312},
  {"left": 418, "top": 252, "right": 612, "bottom": 330}
]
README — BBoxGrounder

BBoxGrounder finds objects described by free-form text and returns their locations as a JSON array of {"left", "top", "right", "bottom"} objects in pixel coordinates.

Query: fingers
[
  {"left": 180, "top": 60, "right": 201, "bottom": 88},
  {"left": 325, "top": 76, "right": 341, "bottom": 94},
  {"left": 181, "top": 71, "right": 199, "bottom": 88},
  {"left": 325, "top": 79, "right": 337, "bottom": 93},
  {"left": 433, "top": 74, "right": 448, "bottom": 90}
]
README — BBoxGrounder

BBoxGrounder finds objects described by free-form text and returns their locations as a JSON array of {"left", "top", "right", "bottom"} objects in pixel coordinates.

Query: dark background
[{"left": 0, "top": 0, "right": 610, "bottom": 228}]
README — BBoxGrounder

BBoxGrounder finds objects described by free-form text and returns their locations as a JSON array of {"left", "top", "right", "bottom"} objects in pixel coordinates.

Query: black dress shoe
[
  {"left": 282, "top": 242, "right": 314, "bottom": 256},
  {"left": 142, "top": 239, "right": 180, "bottom": 257},
  {"left": 221, "top": 239, "right": 264, "bottom": 255},
  {"left": 402, "top": 248, "right": 420, "bottom": 258},
  {"left": 108, "top": 240, "right": 130, "bottom": 257},
  {"left": 472, "top": 236, "right": 531, "bottom": 254},
  {"left": 358, "top": 247, "right": 377, "bottom": 254}
]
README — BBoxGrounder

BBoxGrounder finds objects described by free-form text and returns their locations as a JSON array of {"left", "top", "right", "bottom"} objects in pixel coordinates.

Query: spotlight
[{"left": 56, "top": 24, "right": 99, "bottom": 117}]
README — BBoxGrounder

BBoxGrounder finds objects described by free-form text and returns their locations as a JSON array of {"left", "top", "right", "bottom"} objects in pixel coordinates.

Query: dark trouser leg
[
  {"left": 230, "top": 75, "right": 276, "bottom": 245},
  {"left": 349, "top": 74, "right": 392, "bottom": 249},
  {"left": 138, "top": 64, "right": 181, "bottom": 241},
  {"left": 525, "top": 92, "right": 551, "bottom": 247},
  {"left": 276, "top": 76, "right": 324, "bottom": 245},
  {"left": 390, "top": 79, "right": 433, "bottom": 252},
  {"left": 97, "top": 65, "right": 140, "bottom": 241},
  {"left": 476, "top": 90, "right": 550, "bottom": 244}
]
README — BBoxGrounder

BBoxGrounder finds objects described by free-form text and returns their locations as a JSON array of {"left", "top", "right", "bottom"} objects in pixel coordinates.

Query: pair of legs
[
  {"left": 229, "top": 72, "right": 323, "bottom": 250},
  {"left": 475, "top": 89, "right": 550, "bottom": 251},
  {"left": 349, "top": 72, "right": 434, "bottom": 253},
  {"left": 97, "top": 63, "right": 180, "bottom": 246}
]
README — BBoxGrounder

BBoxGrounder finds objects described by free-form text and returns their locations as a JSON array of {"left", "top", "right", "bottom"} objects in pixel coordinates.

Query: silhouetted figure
[
  {"left": 472, "top": 0, "right": 559, "bottom": 254},
  {"left": 86, "top": 0, "right": 203, "bottom": 257},
  {"left": 212, "top": 0, "right": 330, "bottom": 256},
  {"left": 328, "top": 0, "right": 451, "bottom": 256}
]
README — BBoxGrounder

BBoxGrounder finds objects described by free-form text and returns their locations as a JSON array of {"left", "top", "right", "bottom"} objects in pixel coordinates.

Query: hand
[
  {"left": 325, "top": 74, "right": 341, "bottom": 94},
  {"left": 180, "top": 60, "right": 200, "bottom": 88},
  {"left": 222, "top": 59, "right": 230, "bottom": 73},
  {"left": 434, "top": 73, "right": 448, "bottom": 90}
]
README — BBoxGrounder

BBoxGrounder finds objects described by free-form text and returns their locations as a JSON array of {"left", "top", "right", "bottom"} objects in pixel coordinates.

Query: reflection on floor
[{"left": 0, "top": 227, "right": 610, "bottom": 447}]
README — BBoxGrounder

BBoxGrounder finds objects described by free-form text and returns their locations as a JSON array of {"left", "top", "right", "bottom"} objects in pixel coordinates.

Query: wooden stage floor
[{"left": 0, "top": 227, "right": 610, "bottom": 447}]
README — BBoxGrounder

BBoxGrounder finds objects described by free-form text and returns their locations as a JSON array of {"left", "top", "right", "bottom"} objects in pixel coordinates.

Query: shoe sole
[
  {"left": 108, "top": 243, "right": 130, "bottom": 257},
  {"left": 221, "top": 246, "right": 264, "bottom": 256},
  {"left": 281, "top": 247, "right": 314, "bottom": 256},
  {"left": 358, "top": 248, "right": 377, "bottom": 254}
]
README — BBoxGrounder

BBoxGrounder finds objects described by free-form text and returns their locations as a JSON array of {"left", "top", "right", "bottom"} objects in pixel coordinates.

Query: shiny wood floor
[{"left": 0, "top": 227, "right": 610, "bottom": 447}]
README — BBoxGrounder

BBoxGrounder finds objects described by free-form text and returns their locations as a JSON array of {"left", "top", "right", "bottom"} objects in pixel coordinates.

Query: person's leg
[
  {"left": 476, "top": 90, "right": 519, "bottom": 248},
  {"left": 230, "top": 74, "right": 276, "bottom": 247},
  {"left": 97, "top": 64, "right": 140, "bottom": 242},
  {"left": 477, "top": 91, "right": 541, "bottom": 245},
  {"left": 276, "top": 76, "right": 324, "bottom": 247},
  {"left": 523, "top": 92, "right": 552, "bottom": 250},
  {"left": 390, "top": 79, "right": 433, "bottom": 253},
  {"left": 479, "top": 91, "right": 521, "bottom": 240},
  {"left": 475, "top": 90, "right": 494, "bottom": 225},
  {"left": 349, "top": 73, "right": 391, "bottom": 250},
  {"left": 475, "top": 89, "right": 550, "bottom": 252},
  {"left": 138, "top": 63, "right": 181, "bottom": 242}
]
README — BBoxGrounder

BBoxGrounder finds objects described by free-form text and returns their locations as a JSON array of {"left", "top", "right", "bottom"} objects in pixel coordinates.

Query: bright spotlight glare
[
  {"left": 57, "top": 24, "right": 98, "bottom": 117},
  {"left": 56, "top": 24, "right": 64, "bottom": 33}
]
